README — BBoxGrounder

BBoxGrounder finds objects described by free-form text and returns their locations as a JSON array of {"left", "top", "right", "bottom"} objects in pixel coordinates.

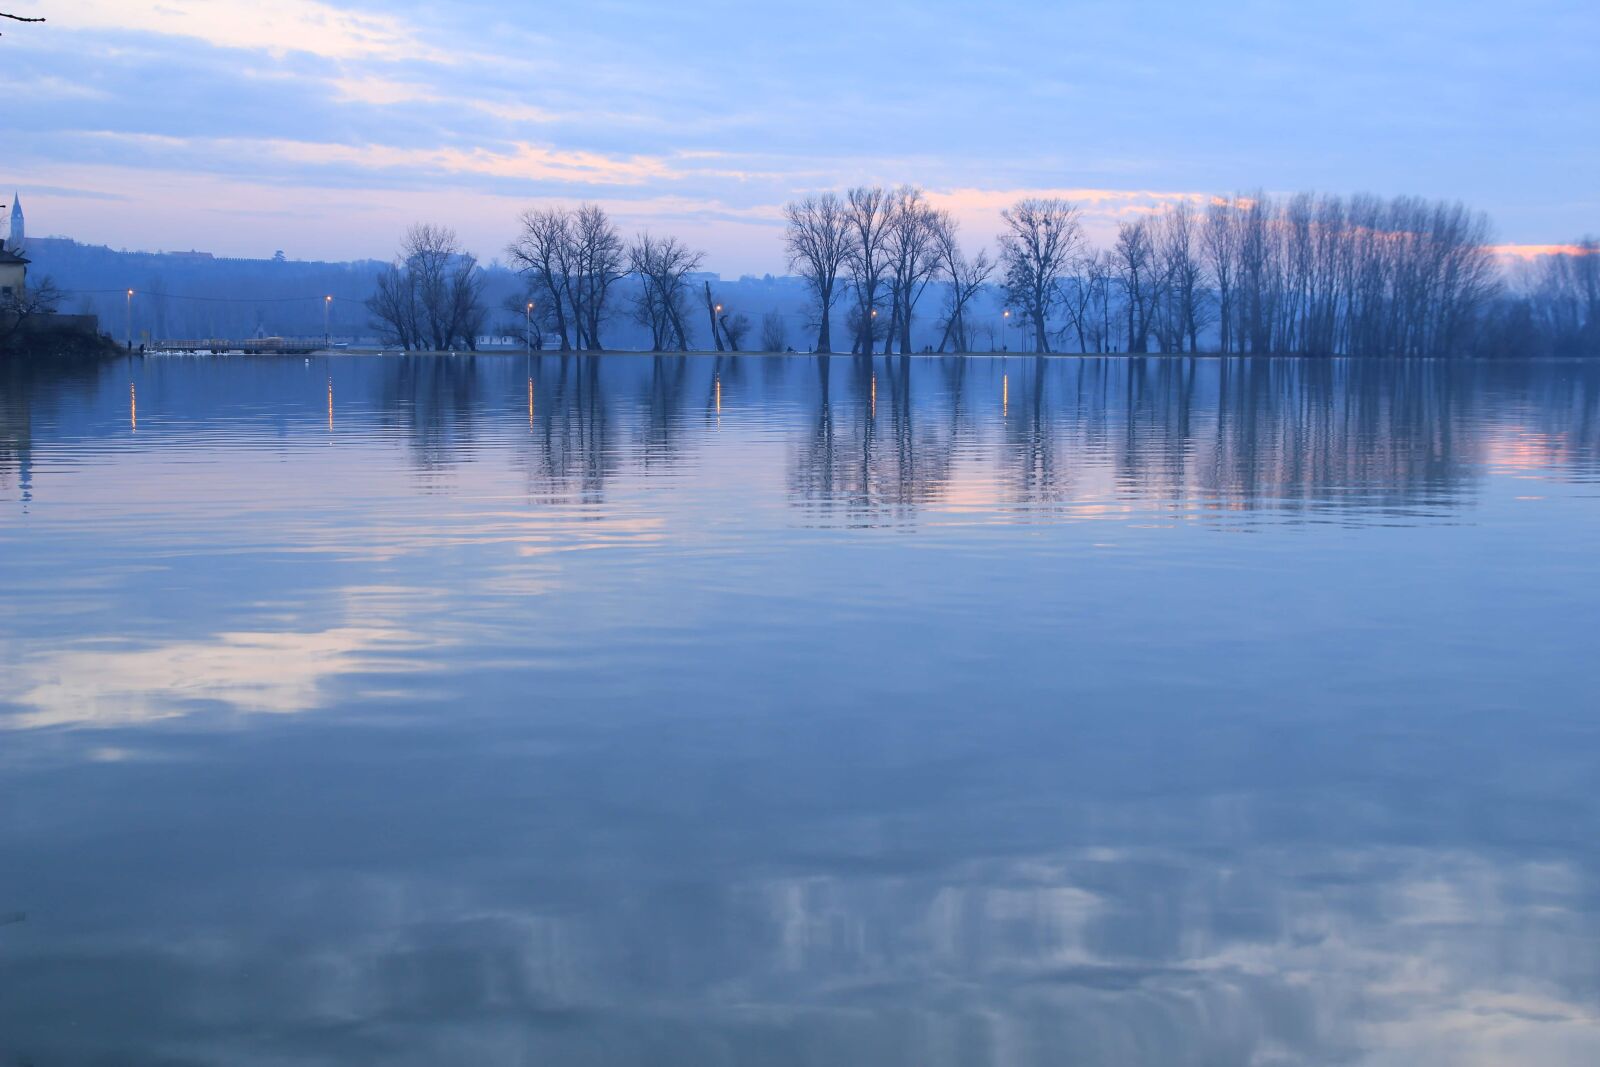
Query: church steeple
[{"left": 8, "top": 193, "right": 23, "bottom": 252}]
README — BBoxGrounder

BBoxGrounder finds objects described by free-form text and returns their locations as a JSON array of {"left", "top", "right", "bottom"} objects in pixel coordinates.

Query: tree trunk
[
  {"left": 668, "top": 303, "right": 690, "bottom": 352},
  {"left": 703, "top": 282, "right": 724, "bottom": 352},
  {"left": 816, "top": 282, "right": 833, "bottom": 353}
]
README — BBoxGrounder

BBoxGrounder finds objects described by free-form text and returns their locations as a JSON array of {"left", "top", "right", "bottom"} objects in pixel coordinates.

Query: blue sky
[{"left": 6, "top": 0, "right": 1596, "bottom": 273}]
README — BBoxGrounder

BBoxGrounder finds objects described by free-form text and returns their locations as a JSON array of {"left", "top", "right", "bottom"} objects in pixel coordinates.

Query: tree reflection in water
[{"left": 3, "top": 353, "right": 1600, "bottom": 1066}]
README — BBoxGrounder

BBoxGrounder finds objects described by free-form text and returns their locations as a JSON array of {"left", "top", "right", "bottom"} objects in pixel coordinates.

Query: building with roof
[{"left": 0, "top": 244, "right": 26, "bottom": 300}]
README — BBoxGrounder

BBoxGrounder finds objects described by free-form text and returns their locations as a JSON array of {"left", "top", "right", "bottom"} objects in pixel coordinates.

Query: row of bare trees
[
  {"left": 375, "top": 195, "right": 1592, "bottom": 358},
  {"left": 785, "top": 186, "right": 995, "bottom": 355},
  {"left": 1035, "top": 193, "right": 1505, "bottom": 357},
  {"left": 1191, "top": 193, "right": 1501, "bottom": 357},
  {"left": 1486, "top": 239, "right": 1600, "bottom": 358},
  {"left": 506, "top": 204, "right": 762, "bottom": 353},
  {"left": 507, "top": 205, "right": 629, "bottom": 351},
  {"left": 789, "top": 187, "right": 1546, "bottom": 358}
]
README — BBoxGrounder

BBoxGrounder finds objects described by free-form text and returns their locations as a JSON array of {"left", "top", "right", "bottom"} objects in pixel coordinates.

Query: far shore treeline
[
  {"left": 365, "top": 188, "right": 1598, "bottom": 359},
  {"left": 8, "top": 188, "right": 1597, "bottom": 359}
]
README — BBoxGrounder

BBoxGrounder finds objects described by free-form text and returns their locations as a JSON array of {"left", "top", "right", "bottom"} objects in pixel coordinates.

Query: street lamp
[
  {"left": 525, "top": 301, "right": 535, "bottom": 352},
  {"left": 126, "top": 289, "right": 134, "bottom": 347},
  {"left": 1002, "top": 308, "right": 1011, "bottom": 353},
  {"left": 324, "top": 295, "right": 333, "bottom": 348}
]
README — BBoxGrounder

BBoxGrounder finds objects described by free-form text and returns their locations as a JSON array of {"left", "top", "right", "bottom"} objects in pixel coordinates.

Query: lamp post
[
  {"left": 126, "top": 289, "right": 134, "bottom": 347},
  {"left": 1002, "top": 308, "right": 1011, "bottom": 353},
  {"left": 525, "top": 301, "right": 534, "bottom": 352},
  {"left": 324, "top": 295, "right": 332, "bottom": 348}
]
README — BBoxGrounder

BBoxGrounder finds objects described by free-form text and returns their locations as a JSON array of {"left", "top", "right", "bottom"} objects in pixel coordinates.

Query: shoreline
[{"left": 167, "top": 347, "right": 1595, "bottom": 363}]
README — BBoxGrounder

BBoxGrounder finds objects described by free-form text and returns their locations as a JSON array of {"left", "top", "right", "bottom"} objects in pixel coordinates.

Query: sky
[{"left": 5, "top": 0, "right": 1597, "bottom": 274}]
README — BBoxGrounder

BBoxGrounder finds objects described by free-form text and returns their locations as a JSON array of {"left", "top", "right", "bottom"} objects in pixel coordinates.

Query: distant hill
[
  {"left": 23, "top": 237, "right": 837, "bottom": 350},
  {"left": 26, "top": 238, "right": 392, "bottom": 342}
]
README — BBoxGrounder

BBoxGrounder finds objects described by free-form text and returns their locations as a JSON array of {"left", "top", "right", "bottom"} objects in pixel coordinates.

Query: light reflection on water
[{"left": 2, "top": 354, "right": 1600, "bottom": 1066}]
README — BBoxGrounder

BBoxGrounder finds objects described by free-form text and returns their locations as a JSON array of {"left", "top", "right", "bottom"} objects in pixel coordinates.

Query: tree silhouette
[{"left": 0, "top": 12, "right": 45, "bottom": 34}]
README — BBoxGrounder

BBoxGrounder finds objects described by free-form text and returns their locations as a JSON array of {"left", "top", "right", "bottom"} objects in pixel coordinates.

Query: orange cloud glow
[{"left": 1491, "top": 243, "right": 1596, "bottom": 260}]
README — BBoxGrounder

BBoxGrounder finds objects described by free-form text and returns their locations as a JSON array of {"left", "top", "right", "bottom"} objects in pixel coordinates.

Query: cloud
[
  {"left": 0, "top": 73, "right": 108, "bottom": 100},
  {"left": 6, "top": 626, "right": 430, "bottom": 728},
  {"left": 924, "top": 187, "right": 1209, "bottom": 248},
  {"left": 328, "top": 75, "right": 441, "bottom": 107},
  {"left": 268, "top": 139, "right": 682, "bottom": 187},
  {"left": 3, "top": 587, "right": 447, "bottom": 730},
  {"left": 1492, "top": 243, "right": 1596, "bottom": 261},
  {"left": 58, "top": 0, "right": 450, "bottom": 62},
  {"left": 928, "top": 187, "right": 1206, "bottom": 213}
]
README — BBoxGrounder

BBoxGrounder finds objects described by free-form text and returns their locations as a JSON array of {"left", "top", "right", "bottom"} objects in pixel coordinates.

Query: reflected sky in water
[{"left": 3, "top": 354, "right": 1600, "bottom": 1066}]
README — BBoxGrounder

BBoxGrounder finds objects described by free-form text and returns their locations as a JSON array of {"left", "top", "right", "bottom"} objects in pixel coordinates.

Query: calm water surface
[{"left": 2, "top": 354, "right": 1599, "bottom": 1066}]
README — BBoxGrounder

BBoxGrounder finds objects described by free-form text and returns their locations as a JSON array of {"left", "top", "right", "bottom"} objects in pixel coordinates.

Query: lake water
[{"left": 2, "top": 353, "right": 1599, "bottom": 1066}]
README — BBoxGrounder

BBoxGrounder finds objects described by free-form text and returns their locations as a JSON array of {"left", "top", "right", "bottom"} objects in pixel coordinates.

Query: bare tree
[
  {"left": 1157, "top": 200, "right": 1207, "bottom": 352},
  {"left": 999, "top": 198, "right": 1082, "bottom": 353},
  {"left": 931, "top": 212, "right": 994, "bottom": 353},
  {"left": 881, "top": 187, "right": 942, "bottom": 353},
  {"left": 1204, "top": 197, "right": 1241, "bottom": 353},
  {"left": 702, "top": 281, "right": 726, "bottom": 352},
  {"left": 720, "top": 312, "right": 751, "bottom": 351},
  {"left": 413, "top": 224, "right": 486, "bottom": 351},
  {"left": 1086, "top": 252, "right": 1117, "bottom": 352},
  {"left": 1236, "top": 191, "right": 1277, "bottom": 353},
  {"left": 1060, "top": 254, "right": 1099, "bottom": 354},
  {"left": 630, "top": 232, "right": 701, "bottom": 351},
  {"left": 501, "top": 290, "right": 543, "bottom": 349},
  {"left": 760, "top": 311, "right": 788, "bottom": 352},
  {"left": 571, "top": 204, "right": 625, "bottom": 350},
  {"left": 0, "top": 277, "right": 60, "bottom": 352},
  {"left": 784, "top": 193, "right": 851, "bottom": 353},
  {"left": 368, "top": 263, "right": 420, "bottom": 349},
  {"left": 508, "top": 204, "right": 625, "bottom": 351},
  {"left": 508, "top": 208, "right": 576, "bottom": 351},
  {"left": 1113, "top": 219, "right": 1161, "bottom": 354},
  {"left": 367, "top": 224, "right": 486, "bottom": 351},
  {"left": 844, "top": 186, "right": 893, "bottom": 354}
]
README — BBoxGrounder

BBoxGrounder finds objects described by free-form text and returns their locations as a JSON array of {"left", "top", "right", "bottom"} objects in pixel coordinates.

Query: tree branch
[{"left": 0, "top": 11, "right": 44, "bottom": 35}]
